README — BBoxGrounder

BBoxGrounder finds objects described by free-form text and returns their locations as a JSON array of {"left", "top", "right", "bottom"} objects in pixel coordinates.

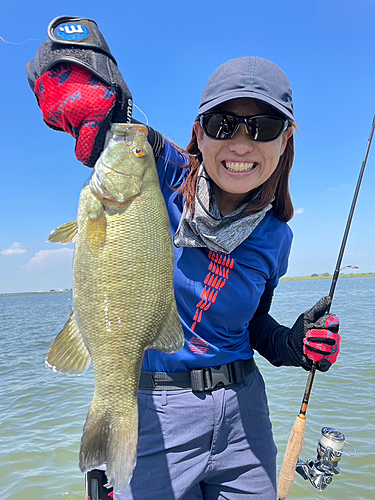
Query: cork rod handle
[{"left": 277, "top": 414, "right": 306, "bottom": 500}]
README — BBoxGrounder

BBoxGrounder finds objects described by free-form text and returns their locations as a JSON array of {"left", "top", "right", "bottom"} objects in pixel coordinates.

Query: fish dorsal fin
[
  {"left": 46, "top": 310, "right": 91, "bottom": 375},
  {"left": 148, "top": 299, "right": 184, "bottom": 353},
  {"left": 48, "top": 221, "right": 78, "bottom": 244}
]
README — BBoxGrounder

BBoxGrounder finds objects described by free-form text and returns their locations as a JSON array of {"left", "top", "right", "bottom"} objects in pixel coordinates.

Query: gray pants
[{"left": 115, "top": 367, "right": 277, "bottom": 500}]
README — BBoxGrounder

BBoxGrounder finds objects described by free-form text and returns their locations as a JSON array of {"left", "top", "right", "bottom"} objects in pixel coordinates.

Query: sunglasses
[{"left": 200, "top": 113, "right": 289, "bottom": 142}]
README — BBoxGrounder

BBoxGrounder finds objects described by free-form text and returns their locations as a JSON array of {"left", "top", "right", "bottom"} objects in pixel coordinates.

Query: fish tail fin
[
  {"left": 79, "top": 398, "right": 138, "bottom": 494},
  {"left": 79, "top": 402, "right": 110, "bottom": 472},
  {"left": 106, "top": 412, "right": 138, "bottom": 494}
]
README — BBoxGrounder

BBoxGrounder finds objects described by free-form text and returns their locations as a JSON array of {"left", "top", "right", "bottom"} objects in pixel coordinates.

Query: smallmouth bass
[{"left": 46, "top": 123, "right": 184, "bottom": 493}]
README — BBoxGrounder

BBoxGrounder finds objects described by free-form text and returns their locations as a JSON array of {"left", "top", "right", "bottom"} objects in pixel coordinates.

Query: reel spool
[{"left": 296, "top": 427, "right": 346, "bottom": 491}]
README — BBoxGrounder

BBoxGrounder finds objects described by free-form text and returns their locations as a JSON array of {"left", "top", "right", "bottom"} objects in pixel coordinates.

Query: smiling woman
[{"left": 181, "top": 61, "right": 297, "bottom": 223}]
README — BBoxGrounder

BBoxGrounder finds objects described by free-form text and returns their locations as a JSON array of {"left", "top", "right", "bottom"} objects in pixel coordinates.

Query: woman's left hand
[{"left": 286, "top": 296, "right": 341, "bottom": 372}]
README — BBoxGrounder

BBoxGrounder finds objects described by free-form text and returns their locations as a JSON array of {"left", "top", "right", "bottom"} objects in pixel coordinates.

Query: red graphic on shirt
[
  {"left": 189, "top": 251, "right": 234, "bottom": 354},
  {"left": 189, "top": 336, "right": 210, "bottom": 355}
]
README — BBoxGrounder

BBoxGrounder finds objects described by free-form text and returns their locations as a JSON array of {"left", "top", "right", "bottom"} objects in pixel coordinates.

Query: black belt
[{"left": 139, "top": 358, "right": 256, "bottom": 392}]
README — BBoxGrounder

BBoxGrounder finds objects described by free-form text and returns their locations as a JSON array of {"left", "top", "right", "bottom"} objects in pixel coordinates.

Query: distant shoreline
[
  {"left": 0, "top": 290, "right": 73, "bottom": 297},
  {"left": 1, "top": 273, "right": 374, "bottom": 296},
  {"left": 280, "top": 272, "right": 375, "bottom": 281}
]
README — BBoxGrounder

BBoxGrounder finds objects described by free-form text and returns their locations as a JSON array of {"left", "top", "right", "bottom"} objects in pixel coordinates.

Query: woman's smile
[{"left": 222, "top": 160, "right": 258, "bottom": 173}]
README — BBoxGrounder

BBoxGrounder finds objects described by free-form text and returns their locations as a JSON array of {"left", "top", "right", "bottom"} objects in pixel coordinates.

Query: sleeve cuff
[{"left": 279, "top": 329, "right": 300, "bottom": 366}]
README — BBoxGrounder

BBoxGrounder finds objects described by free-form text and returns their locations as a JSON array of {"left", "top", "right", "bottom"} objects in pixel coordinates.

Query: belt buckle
[{"left": 204, "top": 365, "right": 233, "bottom": 390}]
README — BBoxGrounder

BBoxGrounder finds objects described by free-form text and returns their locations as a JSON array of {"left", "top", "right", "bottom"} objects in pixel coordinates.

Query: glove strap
[
  {"left": 48, "top": 17, "right": 114, "bottom": 55},
  {"left": 45, "top": 16, "right": 117, "bottom": 82}
]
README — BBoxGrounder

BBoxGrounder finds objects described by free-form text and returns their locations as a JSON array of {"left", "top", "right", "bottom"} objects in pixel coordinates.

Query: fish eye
[{"left": 133, "top": 147, "right": 145, "bottom": 158}]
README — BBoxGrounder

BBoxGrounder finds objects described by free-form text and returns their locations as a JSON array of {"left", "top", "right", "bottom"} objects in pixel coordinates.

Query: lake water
[{"left": 0, "top": 278, "right": 374, "bottom": 499}]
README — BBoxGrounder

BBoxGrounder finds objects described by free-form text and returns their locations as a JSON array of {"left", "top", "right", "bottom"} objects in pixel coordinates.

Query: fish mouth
[
  {"left": 89, "top": 169, "right": 110, "bottom": 199},
  {"left": 222, "top": 161, "right": 258, "bottom": 173},
  {"left": 89, "top": 164, "right": 143, "bottom": 206}
]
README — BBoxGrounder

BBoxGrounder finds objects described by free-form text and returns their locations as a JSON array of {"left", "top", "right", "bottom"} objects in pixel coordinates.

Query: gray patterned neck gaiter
[{"left": 174, "top": 164, "right": 273, "bottom": 254}]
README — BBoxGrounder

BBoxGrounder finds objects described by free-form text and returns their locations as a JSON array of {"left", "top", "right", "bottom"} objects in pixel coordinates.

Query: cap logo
[{"left": 56, "top": 23, "right": 89, "bottom": 41}]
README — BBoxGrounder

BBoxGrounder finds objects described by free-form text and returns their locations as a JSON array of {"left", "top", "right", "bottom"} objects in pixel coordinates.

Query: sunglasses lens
[
  {"left": 202, "top": 114, "right": 239, "bottom": 139},
  {"left": 201, "top": 114, "right": 287, "bottom": 141},
  {"left": 249, "top": 116, "right": 286, "bottom": 141}
]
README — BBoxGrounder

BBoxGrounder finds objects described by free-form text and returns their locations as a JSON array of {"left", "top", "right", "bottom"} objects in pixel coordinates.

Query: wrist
[{"left": 279, "top": 329, "right": 300, "bottom": 367}]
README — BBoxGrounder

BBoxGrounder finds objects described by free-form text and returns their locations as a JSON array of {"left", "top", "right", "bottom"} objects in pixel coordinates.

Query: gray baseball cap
[{"left": 198, "top": 56, "right": 294, "bottom": 121}]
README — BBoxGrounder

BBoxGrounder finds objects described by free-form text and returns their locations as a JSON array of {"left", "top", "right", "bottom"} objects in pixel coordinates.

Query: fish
[{"left": 46, "top": 123, "right": 184, "bottom": 493}]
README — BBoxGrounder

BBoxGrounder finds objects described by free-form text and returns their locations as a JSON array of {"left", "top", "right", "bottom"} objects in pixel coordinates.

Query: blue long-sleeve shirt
[{"left": 142, "top": 140, "right": 294, "bottom": 373}]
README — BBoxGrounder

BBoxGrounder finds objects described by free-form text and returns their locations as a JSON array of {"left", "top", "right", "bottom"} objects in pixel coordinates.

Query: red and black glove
[
  {"left": 33, "top": 62, "right": 118, "bottom": 167},
  {"left": 26, "top": 16, "right": 133, "bottom": 168},
  {"left": 285, "top": 296, "right": 341, "bottom": 372}
]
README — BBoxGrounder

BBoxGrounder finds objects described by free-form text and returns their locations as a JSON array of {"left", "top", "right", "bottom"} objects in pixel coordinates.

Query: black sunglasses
[{"left": 200, "top": 113, "right": 289, "bottom": 142}]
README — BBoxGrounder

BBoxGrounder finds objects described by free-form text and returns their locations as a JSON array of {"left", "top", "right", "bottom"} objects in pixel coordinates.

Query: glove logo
[
  {"left": 56, "top": 24, "right": 89, "bottom": 41},
  {"left": 325, "top": 315, "right": 339, "bottom": 328}
]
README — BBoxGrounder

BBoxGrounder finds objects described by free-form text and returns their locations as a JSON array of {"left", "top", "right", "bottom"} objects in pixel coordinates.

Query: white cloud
[
  {"left": 295, "top": 208, "right": 305, "bottom": 215},
  {"left": 20, "top": 248, "right": 74, "bottom": 272},
  {"left": 13, "top": 248, "right": 74, "bottom": 292},
  {"left": 1, "top": 242, "right": 27, "bottom": 256}
]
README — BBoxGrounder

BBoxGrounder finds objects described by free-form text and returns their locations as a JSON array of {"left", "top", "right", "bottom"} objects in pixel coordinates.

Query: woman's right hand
[{"left": 26, "top": 16, "right": 133, "bottom": 168}]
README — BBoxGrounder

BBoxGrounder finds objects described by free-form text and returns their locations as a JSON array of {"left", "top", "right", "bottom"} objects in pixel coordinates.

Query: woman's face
[{"left": 194, "top": 98, "right": 294, "bottom": 214}]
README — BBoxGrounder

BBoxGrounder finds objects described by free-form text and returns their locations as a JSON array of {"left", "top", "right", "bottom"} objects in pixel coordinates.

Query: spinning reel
[{"left": 296, "top": 427, "right": 351, "bottom": 491}]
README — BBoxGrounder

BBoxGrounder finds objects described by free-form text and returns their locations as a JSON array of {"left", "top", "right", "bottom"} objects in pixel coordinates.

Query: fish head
[{"left": 89, "top": 124, "right": 155, "bottom": 207}]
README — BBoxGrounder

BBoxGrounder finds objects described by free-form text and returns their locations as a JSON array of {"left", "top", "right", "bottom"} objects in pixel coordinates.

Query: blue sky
[{"left": 1, "top": 0, "right": 375, "bottom": 293}]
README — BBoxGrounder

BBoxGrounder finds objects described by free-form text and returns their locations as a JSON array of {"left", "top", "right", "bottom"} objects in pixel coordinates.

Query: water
[{"left": 0, "top": 278, "right": 374, "bottom": 499}]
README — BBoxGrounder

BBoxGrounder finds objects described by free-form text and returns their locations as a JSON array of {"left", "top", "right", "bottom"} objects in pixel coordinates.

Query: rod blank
[
  {"left": 277, "top": 114, "right": 375, "bottom": 500},
  {"left": 329, "top": 115, "right": 375, "bottom": 301}
]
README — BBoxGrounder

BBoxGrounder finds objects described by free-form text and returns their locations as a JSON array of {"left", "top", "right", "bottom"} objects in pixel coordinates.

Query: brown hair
[{"left": 177, "top": 116, "right": 296, "bottom": 222}]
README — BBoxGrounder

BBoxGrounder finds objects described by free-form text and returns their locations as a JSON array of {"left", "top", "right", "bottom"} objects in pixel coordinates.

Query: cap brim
[{"left": 198, "top": 90, "right": 294, "bottom": 121}]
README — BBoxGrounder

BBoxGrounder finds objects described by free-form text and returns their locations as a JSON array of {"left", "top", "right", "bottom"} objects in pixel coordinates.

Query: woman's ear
[{"left": 280, "top": 126, "right": 294, "bottom": 155}]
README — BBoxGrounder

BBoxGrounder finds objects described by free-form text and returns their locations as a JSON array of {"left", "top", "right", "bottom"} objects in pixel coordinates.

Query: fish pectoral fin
[
  {"left": 86, "top": 206, "right": 107, "bottom": 250},
  {"left": 148, "top": 299, "right": 184, "bottom": 353},
  {"left": 46, "top": 311, "right": 91, "bottom": 375},
  {"left": 48, "top": 220, "right": 78, "bottom": 244}
]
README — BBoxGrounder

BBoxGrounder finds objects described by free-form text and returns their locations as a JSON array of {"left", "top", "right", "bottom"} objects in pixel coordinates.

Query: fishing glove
[
  {"left": 26, "top": 16, "right": 133, "bottom": 168},
  {"left": 280, "top": 296, "right": 341, "bottom": 372}
]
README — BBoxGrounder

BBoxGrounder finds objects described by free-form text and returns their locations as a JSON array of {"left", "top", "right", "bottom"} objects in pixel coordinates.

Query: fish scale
[{"left": 46, "top": 123, "right": 184, "bottom": 493}]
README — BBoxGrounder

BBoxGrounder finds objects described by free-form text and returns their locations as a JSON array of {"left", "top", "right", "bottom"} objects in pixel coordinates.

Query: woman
[{"left": 27, "top": 16, "right": 341, "bottom": 500}]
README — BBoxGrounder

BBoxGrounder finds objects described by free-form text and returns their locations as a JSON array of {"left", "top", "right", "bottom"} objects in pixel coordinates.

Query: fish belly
[{"left": 74, "top": 184, "right": 177, "bottom": 493}]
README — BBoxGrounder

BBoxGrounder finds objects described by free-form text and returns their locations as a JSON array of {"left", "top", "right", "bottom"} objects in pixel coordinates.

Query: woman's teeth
[{"left": 223, "top": 161, "right": 257, "bottom": 172}]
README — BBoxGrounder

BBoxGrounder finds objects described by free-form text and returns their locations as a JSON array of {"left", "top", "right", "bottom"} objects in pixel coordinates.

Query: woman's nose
[{"left": 227, "top": 124, "right": 255, "bottom": 154}]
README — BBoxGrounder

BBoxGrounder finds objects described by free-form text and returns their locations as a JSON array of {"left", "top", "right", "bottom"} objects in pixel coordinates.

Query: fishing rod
[{"left": 278, "top": 114, "right": 375, "bottom": 500}]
